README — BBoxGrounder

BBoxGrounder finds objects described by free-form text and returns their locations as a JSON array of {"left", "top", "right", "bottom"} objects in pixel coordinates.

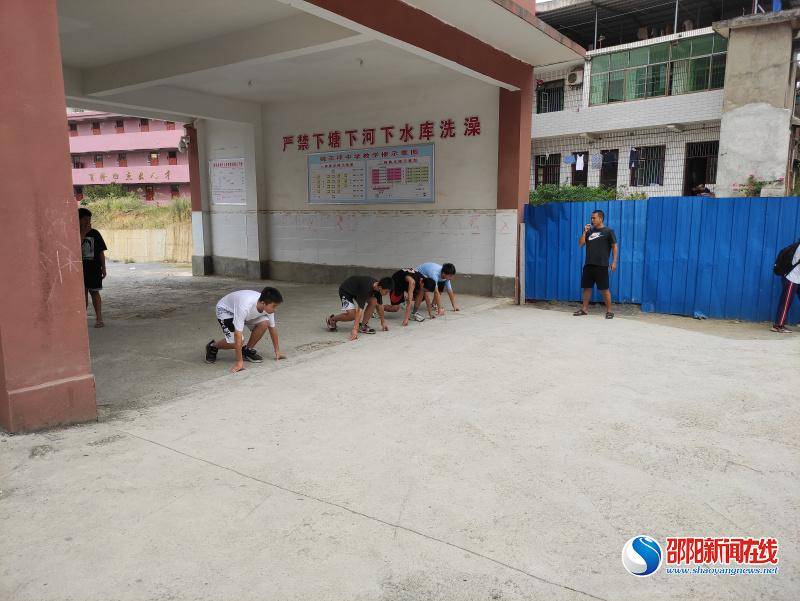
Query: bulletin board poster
[
  {"left": 308, "top": 144, "right": 434, "bottom": 204},
  {"left": 209, "top": 158, "right": 246, "bottom": 205}
]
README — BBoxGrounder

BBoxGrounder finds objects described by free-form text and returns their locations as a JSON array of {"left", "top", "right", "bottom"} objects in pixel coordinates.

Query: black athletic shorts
[{"left": 581, "top": 265, "right": 610, "bottom": 291}]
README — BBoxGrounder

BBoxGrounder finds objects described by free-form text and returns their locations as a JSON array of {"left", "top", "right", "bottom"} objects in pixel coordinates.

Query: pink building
[{"left": 67, "top": 109, "right": 191, "bottom": 203}]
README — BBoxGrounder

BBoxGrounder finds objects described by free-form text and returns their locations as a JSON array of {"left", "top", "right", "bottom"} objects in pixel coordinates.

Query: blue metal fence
[{"left": 524, "top": 196, "right": 800, "bottom": 323}]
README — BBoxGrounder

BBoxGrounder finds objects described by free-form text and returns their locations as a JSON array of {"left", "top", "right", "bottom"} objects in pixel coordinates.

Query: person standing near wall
[
  {"left": 573, "top": 209, "right": 618, "bottom": 319},
  {"left": 79, "top": 207, "right": 107, "bottom": 328},
  {"left": 771, "top": 239, "right": 800, "bottom": 333}
]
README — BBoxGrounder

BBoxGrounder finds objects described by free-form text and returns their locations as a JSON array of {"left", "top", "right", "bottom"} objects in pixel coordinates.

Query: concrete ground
[{"left": 1, "top": 262, "right": 798, "bottom": 601}]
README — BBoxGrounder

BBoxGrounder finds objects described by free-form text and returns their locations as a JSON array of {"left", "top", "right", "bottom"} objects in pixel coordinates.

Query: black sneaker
[
  {"left": 205, "top": 340, "right": 218, "bottom": 364},
  {"left": 242, "top": 346, "right": 263, "bottom": 363}
]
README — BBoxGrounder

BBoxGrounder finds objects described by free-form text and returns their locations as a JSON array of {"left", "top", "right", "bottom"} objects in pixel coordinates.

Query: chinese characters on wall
[
  {"left": 86, "top": 169, "right": 175, "bottom": 182},
  {"left": 209, "top": 158, "right": 246, "bottom": 205},
  {"left": 284, "top": 115, "right": 481, "bottom": 152}
]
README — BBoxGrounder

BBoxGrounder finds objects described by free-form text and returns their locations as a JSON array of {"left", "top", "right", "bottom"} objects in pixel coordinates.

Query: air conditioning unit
[{"left": 567, "top": 68, "right": 584, "bottom": 86}]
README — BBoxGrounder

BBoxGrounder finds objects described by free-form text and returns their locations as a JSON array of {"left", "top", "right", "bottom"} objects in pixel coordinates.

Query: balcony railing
[{"left": 68, "top": 129, "right": 184, "bottom": 153}]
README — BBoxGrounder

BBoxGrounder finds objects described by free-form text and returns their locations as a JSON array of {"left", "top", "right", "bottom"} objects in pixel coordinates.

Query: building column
[
  {"left": 715, "top": 22, "right": 794, "bottom": 196},
  {"left": 495, "top": 68, "right": 534, "bottom": 298},
  {"left": 188, "top": 122, "right": 213, "bottom": 275},
  {"left": 0, "top": 0, "right": 96, "bottom": 432}
]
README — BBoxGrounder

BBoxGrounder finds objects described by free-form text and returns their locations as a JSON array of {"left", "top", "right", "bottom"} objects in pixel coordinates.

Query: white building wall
[
  {"left": 531, "top": 123, "right": 721, "bottom": 196},
  {"left": 198, "top": 119, "right": 262, "bottom": 263},
  {"left": 532, "top": 89, "right": 723, "bottom": 139},
  {"left": 532, "top": 63, "right": 584, "bottom": 114},
  {"left": 530, "top": 27, "right": 726, "bottom": 197},
  {"left": 261, "top": 78, "right": 512, "bottom": 290}
]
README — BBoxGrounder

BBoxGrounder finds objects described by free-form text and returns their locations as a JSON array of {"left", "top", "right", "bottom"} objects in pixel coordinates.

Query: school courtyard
[{"left": 1, "top": 263, "right": 797, "bottom": 601}]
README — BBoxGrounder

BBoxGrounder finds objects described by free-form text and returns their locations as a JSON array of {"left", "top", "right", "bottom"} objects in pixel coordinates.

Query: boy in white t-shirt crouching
[{"left": 205, "top": 287, "right": 285, "bottom": 372}]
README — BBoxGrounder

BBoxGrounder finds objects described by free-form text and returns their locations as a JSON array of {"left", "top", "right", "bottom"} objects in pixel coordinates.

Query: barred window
[
  {"left": 686, "top": 140, "right": 719, "bottom": 185},
  {"left": 599, "top": 149, "right": 619, "bottom": 188},
  {"left": 630, "top": 145, "right": 666, "bottom": 186},
  {"left": 535, "top": 153, "right": 561, "bottom": 187},
  {"left": 536, "top": 80, "right": 565, "bottom": 114},
  {"left": 571, "top": 152, "right": 588, "bottom": 186}
]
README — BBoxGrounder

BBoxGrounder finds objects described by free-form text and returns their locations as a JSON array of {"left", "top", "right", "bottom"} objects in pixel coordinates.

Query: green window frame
[{"left": 588, "top": 34, "right": 727, "bottom": 106}]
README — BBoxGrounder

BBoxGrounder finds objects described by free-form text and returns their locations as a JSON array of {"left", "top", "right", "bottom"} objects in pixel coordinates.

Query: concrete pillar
[
  {"left": 715, "top": 22, "right": 794, "bottom": 196},
  {"left": 188, "top": 122, "right": 213, "bottom": 275},
  {"left": 0, "top": 0, "right": 96, "bottom": 432},
  {"left": 495, "top": 68, "right": 534, "bottom": 298},
  {"left": 197, "top": 119, "right": 266, "bottom": 278}
]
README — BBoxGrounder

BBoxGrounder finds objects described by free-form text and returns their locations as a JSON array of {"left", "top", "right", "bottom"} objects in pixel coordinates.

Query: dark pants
[{"left": 774, "top": 278, "right": 800, "bottom": 327}]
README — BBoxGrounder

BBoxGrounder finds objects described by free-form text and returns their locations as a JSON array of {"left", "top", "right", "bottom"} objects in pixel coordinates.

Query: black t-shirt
[
  {"left": 584, "top": 226, "right": 616, "bottom": 267},
  {"left": 391, "top": 268, "right": 421, "bottom": 294},
  {"left": 82, "top": 229, "right": 108, "bottom": 289},
  {"left": 339, "top": 275, "right": 381, "bottom": 308}
]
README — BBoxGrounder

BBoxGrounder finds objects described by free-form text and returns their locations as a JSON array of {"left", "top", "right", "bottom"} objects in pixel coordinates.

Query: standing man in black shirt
[
  {"left": 573, "top": 209, "right": 618, "bottom": 319},
  {"left": 326, "top": 275, "right": 393, "bottom": 340},
  {"left": 79, "top": 208, "right": 108, "bottom": 327}
]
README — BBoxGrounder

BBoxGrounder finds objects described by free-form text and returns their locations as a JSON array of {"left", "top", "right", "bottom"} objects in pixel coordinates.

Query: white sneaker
[{"left": 412, "top": 312, "right": 425, "bottom": 322}]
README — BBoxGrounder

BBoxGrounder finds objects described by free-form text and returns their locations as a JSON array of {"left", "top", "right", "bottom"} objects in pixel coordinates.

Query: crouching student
[
  {"left": 205, "top": 287, "right": 285, "bottom": 373},
  {"left": 326, "top": 275, "right": 393, "bottom": 340},
  {"left": 415, "top": 262, "right": 459, "bottom": 316},
  {"left": 382, "top": 268, "right": 436, "bottom": 325}
]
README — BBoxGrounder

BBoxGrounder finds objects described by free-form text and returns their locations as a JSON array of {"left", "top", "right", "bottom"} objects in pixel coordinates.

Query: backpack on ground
[{"left": 773, "top": 241, "right": 800, "bottom": 276}]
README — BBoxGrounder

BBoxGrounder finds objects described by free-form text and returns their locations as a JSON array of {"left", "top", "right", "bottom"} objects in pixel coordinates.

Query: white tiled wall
[
  {"left": 210, "top": 211, "right": 249, "bottom": 259},
  {"left": 532, "top": 89, "right": 723, "bottom": 139},
  {"left": 266, "top": 209, "right": 506, "bottom": 276},
  {"left": 531, "top": 123, "right": 721, "bottom": 196}
]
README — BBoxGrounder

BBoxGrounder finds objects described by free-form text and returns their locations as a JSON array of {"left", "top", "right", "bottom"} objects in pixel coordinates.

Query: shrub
[
  {"left": 529, "top": 185, "right": 618, "bottom": 206},
  {"left": 83, "top": 183, "right": 127, "bottom": 200},
  {"left": 529, "top": 185, "right": 648, "bottom": 205},
  {"left": 83, "top": 196, "right": 191, "bottom": 229}
]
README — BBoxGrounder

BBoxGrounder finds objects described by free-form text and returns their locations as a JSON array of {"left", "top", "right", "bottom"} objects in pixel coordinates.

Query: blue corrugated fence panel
[
  {"left": 723, "top": 199, "right": 752, "bottom": 319},
  {"left": 673, "top": 197, "right": 696, "bottom": 314},
  {"left": 524, "top": 196, "right": 800, "bottom": 323},
  {"left": 740, "top": 198, "right": 768, "bottom": 322}
]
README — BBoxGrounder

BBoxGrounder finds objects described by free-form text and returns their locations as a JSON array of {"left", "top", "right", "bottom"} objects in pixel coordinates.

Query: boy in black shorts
[
  {"left": 574, "top": 209, "right": 618, "bottom": 319},
  {"left": 326, "top": 275, "right": 393, "bottom": 340},
  {"left": 205, "top": 287, "right": 285, "bottom": 373},
  {"left": 382, "top": 268, "right": 435, "bottom": 326},
  {"left": 79, "top": 208, "right": 108, "bottom": 328}
]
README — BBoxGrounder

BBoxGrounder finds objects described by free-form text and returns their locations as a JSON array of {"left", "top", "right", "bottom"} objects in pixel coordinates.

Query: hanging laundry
[
  {"left": 564, "top": 155, "right": 576, "bottom": 165},
  {"left": 629, "top": 147, "right": 639, "bottom": 169},
  {"left": 590, "top": 153, "right": 603, "bottom": 169},
  {"left": 575, "top": 153, "right": 585, "bottom": 171}
]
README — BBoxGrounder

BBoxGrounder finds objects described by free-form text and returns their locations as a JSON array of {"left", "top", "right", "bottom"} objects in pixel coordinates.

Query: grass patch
[
  {"left": 82, "top": 196, "right": 191, "bottom": 229},
  {"left": 529, "top": 185, "right": 647, "bottom": 206}
]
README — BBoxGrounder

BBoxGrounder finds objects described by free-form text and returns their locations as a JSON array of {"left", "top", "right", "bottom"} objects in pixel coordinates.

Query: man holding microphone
[{"left": 573, "top": 209, "right": 619, "bottom": 319}]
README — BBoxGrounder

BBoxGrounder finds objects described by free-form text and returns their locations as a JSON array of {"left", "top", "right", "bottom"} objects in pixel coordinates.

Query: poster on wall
[
  {"left": 209, "top": 158, "right": 246, "bottom": 205},
  {"left": 308, "top": 144, "right": 434, "bottom": 204}
]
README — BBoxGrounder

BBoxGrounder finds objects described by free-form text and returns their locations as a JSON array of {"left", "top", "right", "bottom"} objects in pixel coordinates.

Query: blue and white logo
[{"left": 621, "top": 535, "right": 663, "bottom": 576}]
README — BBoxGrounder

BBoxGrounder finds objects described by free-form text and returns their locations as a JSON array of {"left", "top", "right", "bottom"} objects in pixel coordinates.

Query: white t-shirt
[
  {"left": 216, "top": 290, "right": 276, "bottom": 332},
  {"left": 787, "top": 245, "right": 800, "bottom": 285}
]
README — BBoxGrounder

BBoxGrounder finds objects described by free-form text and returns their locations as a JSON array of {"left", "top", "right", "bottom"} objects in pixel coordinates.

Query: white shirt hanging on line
[{"left": 575, "top": 153, "right": 585, "bottom": 171}]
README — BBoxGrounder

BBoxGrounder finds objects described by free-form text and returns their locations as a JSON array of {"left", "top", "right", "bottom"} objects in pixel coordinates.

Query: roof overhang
[{"left": 398, "top": 0, "right": 585, "bottom": 66}]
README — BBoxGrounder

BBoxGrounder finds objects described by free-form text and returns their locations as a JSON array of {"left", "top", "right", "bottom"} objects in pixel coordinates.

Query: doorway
[{"left": 683, "top": 141, "right": 719, "bottom": 195}]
